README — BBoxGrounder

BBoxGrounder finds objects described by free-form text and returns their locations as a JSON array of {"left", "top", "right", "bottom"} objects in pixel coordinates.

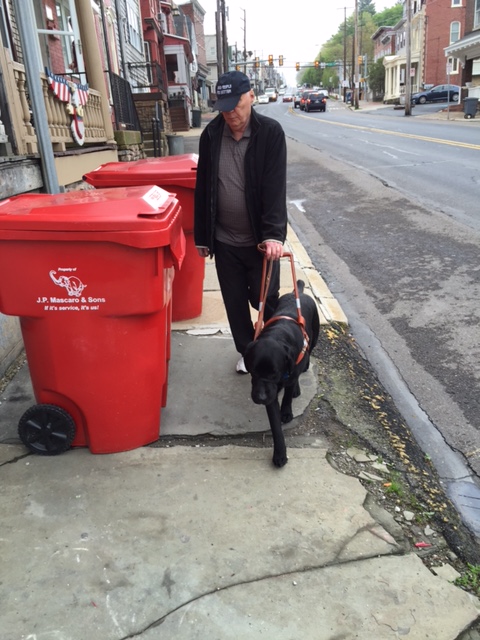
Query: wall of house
[
  {"left": 373, "top": 30, "right": 396, "bottom": 61},
  {"left": 424, "top": 0, "right": 466, "bottom": 85},
  {"left": 115, "top": 0, "right": 149, "bottom": 89}
]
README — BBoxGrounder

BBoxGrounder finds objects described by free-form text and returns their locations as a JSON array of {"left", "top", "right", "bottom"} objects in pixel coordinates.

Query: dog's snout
[{"left": 251, "top": 379, "right": 276, "bottom": 406}]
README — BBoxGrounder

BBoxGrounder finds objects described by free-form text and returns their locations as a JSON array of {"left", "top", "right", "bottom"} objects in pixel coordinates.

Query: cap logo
[{"left": 217, "top": 84, "right": 233, "bottom": 95}]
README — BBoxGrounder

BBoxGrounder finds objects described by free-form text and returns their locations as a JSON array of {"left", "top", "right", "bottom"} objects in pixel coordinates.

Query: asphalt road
[
  {"left": 257, "top": 99, "right": 480, "bottom": 529},
  {"left": 273, "top": 100, "right": 480, "bottom": 232}
]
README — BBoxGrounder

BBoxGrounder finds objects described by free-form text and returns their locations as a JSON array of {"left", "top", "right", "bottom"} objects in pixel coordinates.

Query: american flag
[
  {"left": 75, "top": 83, "right": 89, "bottom": 106},
  {"left": 45, "top": 68, "right": 70, "bottom": 103}
]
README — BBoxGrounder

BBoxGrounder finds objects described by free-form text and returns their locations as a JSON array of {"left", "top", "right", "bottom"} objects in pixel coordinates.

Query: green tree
[
  {"left": 368, "top": 56, "right": 386, "bottom": 100},
  {"left": 360, "top": 0, "right": 376, "bottom": 16},
  {"left": 299, "top": 2, "right": 403, "bottom": 90},
  {"left": 372, "top": 3, "right": 403, "bottom": 28}
]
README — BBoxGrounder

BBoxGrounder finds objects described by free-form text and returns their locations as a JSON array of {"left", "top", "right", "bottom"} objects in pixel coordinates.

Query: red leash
[{"left": 254, "top": 246, "right": 309, "bottom": 363}]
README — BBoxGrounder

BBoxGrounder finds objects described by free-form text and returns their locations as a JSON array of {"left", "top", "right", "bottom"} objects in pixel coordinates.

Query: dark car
[
  {"left": 304, "top": 91, "right": 327, "bottom": 112},
  {"left": 411, "top": 84, "right": 460, "bottom": 105},
  {"left": 299, "top": 90, "right": 314, "bottom": 111}
]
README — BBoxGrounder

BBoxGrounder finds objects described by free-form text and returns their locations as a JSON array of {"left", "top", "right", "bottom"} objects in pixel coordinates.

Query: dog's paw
[
  {"left": 281, "top": 410, "right": 294, "bottom": 424},
  {"left": 272, "top": 451, "right": 288, "bottom": 468}
]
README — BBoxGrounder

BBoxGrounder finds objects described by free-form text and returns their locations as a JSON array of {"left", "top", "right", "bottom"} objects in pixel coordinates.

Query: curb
[{"left": 286, "top": 224, "right": 348, "bottom": 326}]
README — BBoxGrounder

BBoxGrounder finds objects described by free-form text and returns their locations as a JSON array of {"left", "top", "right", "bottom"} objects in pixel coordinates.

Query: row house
[
  {"left": 381, "top": 0, "right": 426, "bottom": 103},
  {"left": 372, "top": 26, "right": 397, "bottom": 62},
  {"left": 375, "top": 0, "right": 480, "bottom": 103},
  {"left": 0, "top": 1, "right": 207, "bottom": 197},
  {"left": 445, "top": 0, "right": 480, "bottom": 98},
  {"left": 0, "top": 0, "right": 208, "bottom": 377}
]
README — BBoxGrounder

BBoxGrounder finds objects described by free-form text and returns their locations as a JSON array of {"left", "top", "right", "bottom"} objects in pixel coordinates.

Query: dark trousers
[{"left": 214, "top": 241, "right": 280, "bottom": 356}]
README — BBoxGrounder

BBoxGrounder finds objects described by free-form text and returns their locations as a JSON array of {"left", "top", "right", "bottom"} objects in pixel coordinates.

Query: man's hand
[
  {"left": 263, "top": 240, "right": 283, "bottom": 261},
  {"left": 196, "top": 247, "right": 210, "bottom": 258}
]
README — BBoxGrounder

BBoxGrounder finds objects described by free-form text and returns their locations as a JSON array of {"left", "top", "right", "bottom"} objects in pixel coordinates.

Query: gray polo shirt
[{"left": 215, "top": 122, "right": 256, "bottom": 247}]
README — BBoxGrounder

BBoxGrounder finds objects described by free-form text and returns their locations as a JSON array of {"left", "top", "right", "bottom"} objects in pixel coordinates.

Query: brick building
[{"left": 424, "top": 0, "right": 467, "bottom": 86}]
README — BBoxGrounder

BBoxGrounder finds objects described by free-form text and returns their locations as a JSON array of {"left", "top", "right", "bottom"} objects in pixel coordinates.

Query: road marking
[
  {"left": 290, "top": 108, "right": 480, "bottom": 150},
  {"left": 290, "top": 199, "right": 307, "bottom": 212}
]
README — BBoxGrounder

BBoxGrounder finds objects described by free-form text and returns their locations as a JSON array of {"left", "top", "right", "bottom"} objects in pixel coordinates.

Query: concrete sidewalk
[
  {"left": 1, "top": 225, "right": 479, "bottom": 638},
  {"left": 0, "top": 122, "right": 479, "bottom": 638}
]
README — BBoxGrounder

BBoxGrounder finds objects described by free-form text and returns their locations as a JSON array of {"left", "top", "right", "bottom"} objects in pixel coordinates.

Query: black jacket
[{"left": 194, "top": 108, "right": 287, "bottom": 256}]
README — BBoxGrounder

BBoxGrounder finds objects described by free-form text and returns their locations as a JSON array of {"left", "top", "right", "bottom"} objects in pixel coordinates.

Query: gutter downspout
[{"left": 12, "top": 0, "right": 60, "bottom": 194}]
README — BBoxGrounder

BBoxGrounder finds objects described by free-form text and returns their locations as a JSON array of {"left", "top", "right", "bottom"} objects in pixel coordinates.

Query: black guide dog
[{"left": 244, "top": 281, "right": 320, "bottom": 467}]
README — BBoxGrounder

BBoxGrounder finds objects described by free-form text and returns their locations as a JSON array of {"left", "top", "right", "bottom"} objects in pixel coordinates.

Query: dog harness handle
[{"left": 254, "top": 246, "right": 309, "bottom": 360}]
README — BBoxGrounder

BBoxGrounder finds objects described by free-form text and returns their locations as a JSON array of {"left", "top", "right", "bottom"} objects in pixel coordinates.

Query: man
[{"left": 194, "top": 71, "right": 287, "bottom": 373}]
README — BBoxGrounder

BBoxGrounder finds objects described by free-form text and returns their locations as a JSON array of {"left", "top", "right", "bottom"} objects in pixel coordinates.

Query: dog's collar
[{"left": 262, "top": 315, "right": 309, "bottom": 365}]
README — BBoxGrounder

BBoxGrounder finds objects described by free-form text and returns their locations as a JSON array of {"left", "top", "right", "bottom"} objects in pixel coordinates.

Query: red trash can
[
  {"left": 84, "top": 154, "right": 204, "bottom": 322},
  {"left": 0, "top": 185, "right": 185, "bottom": 455}
]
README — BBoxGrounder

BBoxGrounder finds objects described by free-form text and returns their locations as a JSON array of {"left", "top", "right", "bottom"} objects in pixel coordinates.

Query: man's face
[{"left": 222, "top": 90, "right": 254, "bottom": 133}]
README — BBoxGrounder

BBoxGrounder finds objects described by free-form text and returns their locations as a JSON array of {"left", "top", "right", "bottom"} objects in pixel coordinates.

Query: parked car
[
  {"left": 294, "top": 91, "right": 303, "bottom": 108},
  {"left": 282, "top": 93, "right": 294, "bottom": 103},
  {"left": 411, "top": 84, "right": 460, "bottom": 105},
  {"left": 265, "top": 87, "right": 278, "bottom": 102},
  {"left": 304, "top": 91, "right": 327, "bottom": 112},
  {"left": 257, "top": 94, "right": 270, "bottom": 104}
]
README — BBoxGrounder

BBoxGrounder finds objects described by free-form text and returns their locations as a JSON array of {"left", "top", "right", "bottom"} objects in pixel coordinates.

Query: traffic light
[
  {"left": 279, "top": 55, "right": 283, "bottom": 66},
  {"left": 358, "top": 55, "right": 363, "bottom": 65},
  {"left": 254, "top": 57, "right": 259, "bottom": 69},
  {"left": 236, "top": 65, "right": 241, "bottom": 71},
  {"left": 268, "top": 54, "right": 274, "bottom": 66},
  {"left": 315, "top": 60, "right": 319, "bottom": 68},
  {"left": 295, "top": 62, "right": 300, "bottom": 71}
]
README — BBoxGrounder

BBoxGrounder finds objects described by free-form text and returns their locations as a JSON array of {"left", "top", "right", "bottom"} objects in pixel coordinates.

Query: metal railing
[
  {"left": 109, "top": 72, "right": 142, "bottom": 132},
  {"left": 127, "top": 61, "right": 166, "bottom": 94}
]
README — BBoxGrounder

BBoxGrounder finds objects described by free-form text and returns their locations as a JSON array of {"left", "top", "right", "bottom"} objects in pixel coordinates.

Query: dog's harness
[{"left": 254, "top": 246, "right": 310, "bottom": 366}]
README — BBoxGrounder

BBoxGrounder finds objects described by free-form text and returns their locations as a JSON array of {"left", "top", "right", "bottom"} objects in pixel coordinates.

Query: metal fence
[{"left": 109, "top": 72, "right": 142, "bottom": 132}]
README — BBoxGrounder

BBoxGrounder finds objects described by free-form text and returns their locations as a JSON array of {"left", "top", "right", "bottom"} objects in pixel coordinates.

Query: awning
[{"left": 445, "top": 31, "right": 480, "bottom": 61}]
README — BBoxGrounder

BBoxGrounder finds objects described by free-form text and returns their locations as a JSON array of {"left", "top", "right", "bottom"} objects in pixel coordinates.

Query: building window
[
  {"left": 452, "top": 0, "right": 461, "bottom": 6},
  {"left": 448, "top": 56, "right": 459, "bottom": 74},
  {"left": 159, "top": 11, "right": 167, "bottom": 34},
  {"left": 450, "top": 21, "right": 460, "bottom": 43},
  {"left": 476, "top": 0, "right": 480, "bottom": 28},
  {"left": 126, "top": 0, "right": 143, "bottom": 52}
]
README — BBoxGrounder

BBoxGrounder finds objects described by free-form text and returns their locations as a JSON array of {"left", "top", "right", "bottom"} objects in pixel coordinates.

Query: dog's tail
[{"left": 296, "top": 280, "right": 305, "bottom": 294}]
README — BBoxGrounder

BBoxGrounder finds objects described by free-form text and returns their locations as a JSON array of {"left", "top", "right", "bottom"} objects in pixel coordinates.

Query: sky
[{"left": 198, "top": 0, "right": 397, "bottom": 85}]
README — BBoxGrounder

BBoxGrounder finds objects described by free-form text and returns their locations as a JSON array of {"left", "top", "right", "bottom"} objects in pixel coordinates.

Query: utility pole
[
  {"left": 215, "top": 0, "right": 223, "bottom": 75},
  {"left": 241, "top": 8, "right": 247, "bottom": 74},
  {"left": 354, "top": 0, "right": 359, "bottom": 108},
  {"left": 404, "top": 0, "right": 412, "bottom": 116},
  {"left": 221, "top": 0, "right": 228, "bottom": 73},
  {"left": 338, "top": 7, "right": 353, "bottom": 102},
  {"left": 343, "top": 7, "right": 347, "bottom": 102}
]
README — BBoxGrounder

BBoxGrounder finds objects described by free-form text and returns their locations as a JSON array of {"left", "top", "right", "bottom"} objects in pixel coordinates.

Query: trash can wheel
[
  {"left": 464, "top": 113, "right": 472, "bottom": 119},
  {"left": 18, "top": 404, "right": 76, "bottom": 455}
]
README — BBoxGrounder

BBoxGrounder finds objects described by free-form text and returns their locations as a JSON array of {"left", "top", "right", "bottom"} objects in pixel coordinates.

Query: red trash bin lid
[
  {"left": 83, "top": 154, "right": 198, "bottom": 190},
  {"left": 0, "top": 185, "right": 183, "bottom": 250}
]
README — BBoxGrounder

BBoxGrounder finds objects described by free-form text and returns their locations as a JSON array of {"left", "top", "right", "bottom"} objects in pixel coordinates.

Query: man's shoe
[{"left": 236, "top": 357, "right": 248, "bottom": 374}]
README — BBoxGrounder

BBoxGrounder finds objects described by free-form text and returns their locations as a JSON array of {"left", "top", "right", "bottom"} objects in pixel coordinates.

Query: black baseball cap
[{"left": 214, "top": 71, "right": 251, "bottom": 112}]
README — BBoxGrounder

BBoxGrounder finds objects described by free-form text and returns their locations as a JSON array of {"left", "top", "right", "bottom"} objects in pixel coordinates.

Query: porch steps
[{"left": 169, "top": 105, "right": 190, "bottom": 132}]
